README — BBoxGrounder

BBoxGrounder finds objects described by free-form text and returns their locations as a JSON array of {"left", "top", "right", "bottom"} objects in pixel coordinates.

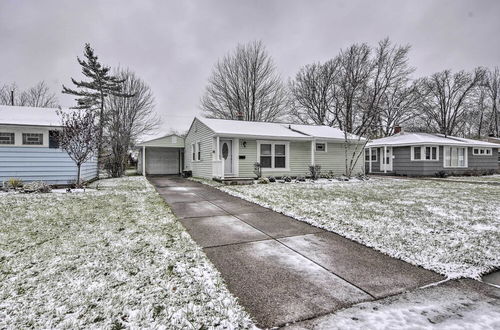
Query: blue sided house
[{"left": 0, "top": 105, "right": 98, "bottom": 185}]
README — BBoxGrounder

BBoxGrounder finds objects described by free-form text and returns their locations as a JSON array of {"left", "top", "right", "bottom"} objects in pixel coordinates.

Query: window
[
  {"left": 315, "top": 143, "right": 326, "bottom": 152},
  {"left": 49, "top": 130, "right": 60, "bottom": 148},
  {"left": 258, "top": 141, "right": 289, "bottom": 170},
  {"left": 260, "top": 144, "right": 272, "bottom": 168},
  {"left": 196, "top": 142, "right": 201, "bottom": 161},
  {"left": 473, "top": 147, "right": 492, "bottom": 156},
  {"left": 191, "top": 143, "right": 196, "bottom": 161},
  {"left": 0, "top": 132, "right": 14, "bottom": 145},
  {"left": 22, "top": 133, "right": 43, "bottom": 145},
  {"left": 411, "top": 146, "right": 438, "bottom": 161},
  {"left": 274, "top": 144, "right": 286, "bottom": 168},
  {"left": 444, "top": 146, "right": 467, "bottom": 168},
  {"left": 413, "top": 147, "right": 421, "bottom": 160},
  {"left": 364, "top": 149, "right": 377, "bottom": 162}
]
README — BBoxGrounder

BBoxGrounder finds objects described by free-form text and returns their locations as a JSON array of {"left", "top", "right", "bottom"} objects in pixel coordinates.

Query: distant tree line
[
  {"left": 201, "top": 39, "right": 500, "bottom": 139},
  {"left": 0, "top": 81, "right": 59, "bottom": 108}
]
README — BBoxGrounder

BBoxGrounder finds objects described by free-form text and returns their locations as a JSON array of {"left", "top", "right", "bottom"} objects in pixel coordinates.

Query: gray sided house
[
  {"left": 0, "top": 105, "right": 98, "bottom": 185},
  {"left": 184, "top": 117, "right": 365, "bottom": 180},
  {"left": 365, "top": 132, "right": 499, "bottom": 176},
  {"left": 137, "top": 134, "right": 185, "bottom": 175}
]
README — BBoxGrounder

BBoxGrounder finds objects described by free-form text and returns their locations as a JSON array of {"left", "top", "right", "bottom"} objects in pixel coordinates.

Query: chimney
[
  {"left": 394, "top": 124, "right": 402, "bottom": 134},
  {"left": 10, "top": 90, "right": 14, "bottom": 106},
  {"left": 236, "top": 112, "right": 244, "bottom": 121}
]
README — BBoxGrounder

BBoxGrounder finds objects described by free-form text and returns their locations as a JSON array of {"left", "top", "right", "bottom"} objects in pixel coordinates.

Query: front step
[{"left": 213, "top": 177, "right": 255, "bottom": 185}]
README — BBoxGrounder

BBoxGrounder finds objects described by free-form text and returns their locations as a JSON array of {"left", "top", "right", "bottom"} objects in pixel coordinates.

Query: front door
[
  {"left": 220, "top": 139, "right": 233, "bottom": 175},
  {"left": 380, "top": 147, "right": 393, "bottom": 172}
]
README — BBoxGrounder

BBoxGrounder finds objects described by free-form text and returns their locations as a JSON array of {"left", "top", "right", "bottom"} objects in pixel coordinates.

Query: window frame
[
  {"left": 443, "top": 146, "right": 468, "bottom": 168},
  {"left": 256, "top": 140, "right": 290, "bottom": 171},
  {"left": 472, "top": 147, "right": 492, "bottom": 156},
  {"left": 0, "top": 132, "right": 15, "bottom": 145},
  {"left": 196, "top": 142, "right": 201, "bottom": 161},
  {"left": 315, "top": 142, "right": 327, "bottom": 153},
  {"left": 191, "top": 143, "right": 196, "bottom": 161},
  {"left": 22, "top": 133, "right": 43, "bottom": 146},
  {"left": 364, "top": 149, "right": 377, "bottom": 162},
  {"left": 49, "top": 130, "right": 61, "bottom": 149},
  {"left": 410, "top": 146, "right": 439, "bottom": 161}
]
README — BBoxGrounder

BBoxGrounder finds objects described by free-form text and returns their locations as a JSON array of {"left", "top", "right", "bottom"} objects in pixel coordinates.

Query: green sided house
[{"left": 184, "top": 117, "right": 365, "bottom": 181}]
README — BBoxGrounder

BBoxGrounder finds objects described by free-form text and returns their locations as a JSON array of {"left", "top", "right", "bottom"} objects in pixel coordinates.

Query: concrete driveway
[{"left": 149, "top": 176, "right": 444, "bottom": 328}]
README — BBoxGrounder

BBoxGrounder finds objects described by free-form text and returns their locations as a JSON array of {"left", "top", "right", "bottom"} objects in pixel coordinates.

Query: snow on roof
[
  {"left": 198, "top": 117, "right": 310, "bottom": 139},
  {"left": 367, "top": 132, "right": 500, "bottom": 147},
  {"left": 289, "top": 124, "right": 364, "bottom": 140},
  {"left": 197, "top": 117, "right": 363, "bottom": 140},
  {"left": 0, "top": 105, "right": 68, "bottom": 127}
]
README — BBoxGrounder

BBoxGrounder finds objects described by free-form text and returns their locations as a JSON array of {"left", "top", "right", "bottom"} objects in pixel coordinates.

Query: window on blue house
[
  {"left": 0, "top": 132, "right": 14, "bottom": 145},
  {"left": 49, "top": 131, "right": 60, "bottom": 148},
  {"left": 22, "top": 133, "right": 43, "bottom": 145}
]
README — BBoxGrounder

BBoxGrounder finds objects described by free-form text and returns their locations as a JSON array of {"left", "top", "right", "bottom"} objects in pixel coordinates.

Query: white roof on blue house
[
  {"left": 367, "top": 132, "right": 499, "bottom": 147},
  {"left": 197, "top": 117, "right": 362, "bottom": 141},
  {"left": 0, "top": 105, "right": 67, "bottom": 127}
]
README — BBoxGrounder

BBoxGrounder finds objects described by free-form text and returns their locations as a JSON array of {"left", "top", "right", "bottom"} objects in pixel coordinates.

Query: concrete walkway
[{"left": 149, "top": 176, "right": 444, "bottom": 328}]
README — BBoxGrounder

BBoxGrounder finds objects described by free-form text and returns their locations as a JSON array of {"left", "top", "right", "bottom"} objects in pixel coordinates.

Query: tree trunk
[{"left": 77, "top": 163, "right": 82, "bottom": 187}]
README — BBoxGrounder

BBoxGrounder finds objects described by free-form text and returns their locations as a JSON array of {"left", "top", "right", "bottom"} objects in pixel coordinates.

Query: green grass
[
  {"left": 0, "top": 177, "right": 253, "bottom": 329},
  {"left": 216, "top": 178, "right": 500, "bottom": 279}
]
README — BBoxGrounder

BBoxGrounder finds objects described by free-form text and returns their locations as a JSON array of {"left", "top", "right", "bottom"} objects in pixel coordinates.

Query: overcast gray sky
[{"left": 1, "top": 0, "right": 499, "bottom": 136}]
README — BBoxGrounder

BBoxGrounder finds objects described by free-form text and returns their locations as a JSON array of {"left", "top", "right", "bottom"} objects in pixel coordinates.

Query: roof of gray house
[
  {"left": 367, "top": 132, "right": 500, "bottom": 148},
  {"left": 0, "top": 105, "right": 68, "bottom": 127},
  {"left": 196, "top": 117, "right": 363, "bottom": 141}
]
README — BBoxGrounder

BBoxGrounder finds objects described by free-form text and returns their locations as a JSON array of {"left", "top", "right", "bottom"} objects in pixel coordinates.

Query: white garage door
[{"left": 146, "top": 148, "right": 179, "bottom": 175}]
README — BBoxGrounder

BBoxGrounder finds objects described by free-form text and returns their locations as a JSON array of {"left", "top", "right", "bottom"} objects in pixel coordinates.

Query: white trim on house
[
  {"left": 472, "top": 147, "right": 493, "bottom": 156},
  {"left": 443, "top": 146, "right": 468, "bottom": 168},
  {"left": 410, "top": 145, "right": 439, "bottom": 161},
  {"left": 364, "top": 148, "right": 377, "bottom": 162},
  {"left": 257, "top": 140, "right": 290, "bottom": 172}
]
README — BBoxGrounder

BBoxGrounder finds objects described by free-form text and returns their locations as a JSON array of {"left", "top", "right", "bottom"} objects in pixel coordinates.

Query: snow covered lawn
[
  {"left": 440, "top": 174, "right": 500, "bottom": 183},
  {"left": 199, "top": 177, "right": 500, "bottom": 279},
  {"left": 0, "top": 177, "right": 254, "bottom": 329}
]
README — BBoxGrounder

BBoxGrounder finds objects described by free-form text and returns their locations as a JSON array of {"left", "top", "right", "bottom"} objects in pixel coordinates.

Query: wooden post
[
  {"left": 369, "top": 147, "right": 372, "bottom": 173},
  {"left": 384, "top": 146, "right": 387, "bottom": 174},
  {"left": 311, "top": 140, "right": 315, "bottom": 166},
  {"left": 142, "top": 146, "right": 146, "bottom": 176}
]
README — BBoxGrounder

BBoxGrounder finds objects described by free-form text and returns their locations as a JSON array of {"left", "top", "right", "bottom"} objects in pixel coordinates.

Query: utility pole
[{"left": 10, "top": 90, "right": 14, "bottom": 106}]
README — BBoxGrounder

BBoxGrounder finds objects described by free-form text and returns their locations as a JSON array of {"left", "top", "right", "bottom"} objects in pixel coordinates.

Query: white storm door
[
  {"left": 220, "top": 140, "right": 233, "bottom": 175},
  {"left": 380, "top": 147, "right": 393, "bottom": 172}
]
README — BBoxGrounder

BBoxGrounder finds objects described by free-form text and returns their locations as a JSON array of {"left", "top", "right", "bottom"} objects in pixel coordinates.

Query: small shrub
[
  {"left": 309, "top": 164, "right": 321, "bottom": 180},
  {"left": 22, "top": 181, "right": 52, "bottom": 193},
  {"left": 283, "top": 176, "right": 292, "bottom": 182},
  {"left": 435, "top": 170, "right": 448, "bottom": 178},
  {"left": 296, "top": 176, "right": 306, "bottom": 182},
  {"left": 258, "top": 177, "right": 270, "bottom": 184},
  {"left": 268, "top": 176, "right": 276, "bottom": 183},
  {"left": 6, "top": 178, "right": 23, "bottom": 190}
]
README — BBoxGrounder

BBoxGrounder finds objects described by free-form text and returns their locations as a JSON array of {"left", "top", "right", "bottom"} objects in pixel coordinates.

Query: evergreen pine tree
[{"left": 62, "top": 43, "right": 132, "bottom": 175}]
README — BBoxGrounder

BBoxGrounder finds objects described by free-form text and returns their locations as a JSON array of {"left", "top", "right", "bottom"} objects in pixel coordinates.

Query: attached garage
[{"left": 137, "top": 134, "right": 184, "bottom": 175}]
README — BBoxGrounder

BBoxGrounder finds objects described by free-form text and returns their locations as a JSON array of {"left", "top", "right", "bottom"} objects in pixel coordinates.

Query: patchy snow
[
  {"left": 51, "top": 188, "right": 96, "bottom": 194},
  {"left": 192, "top": 177, "right": 500, "bottom": 279},
  {"left": 286, "top": 280, "right": 500, "bottom": 329},
  {"left": 0, "top": 176, "right": 255, "bottom": 329},
  {"left": 0, "top": 104, "right": 72, "bottom": 127}
]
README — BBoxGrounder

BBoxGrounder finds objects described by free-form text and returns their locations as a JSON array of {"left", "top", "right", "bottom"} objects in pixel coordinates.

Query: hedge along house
[
  {"left": 365, "top": 131, "right": 500, "bottom": 176},
  {"left": 0, "top": 105, "right": 98, "bottom": 185},
  {"left": 137, "top": 134, "right": 184, "bottom": 175},
  {"left": 184, "top": 117, "right": 365, "bottom": 181}
]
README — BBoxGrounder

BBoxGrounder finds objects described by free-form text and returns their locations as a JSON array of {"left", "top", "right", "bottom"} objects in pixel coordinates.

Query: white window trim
[
  {"left": 365, "top": 149, "right": 377, "bottom": 162},
  {"left": 22, "top": 133, "right": 44, "bottom": 146},
  {"left": 191, "top": 143, "right": 196, "bottom": 162},
  {"left": 257, "top": 140, "right": 290, "bottom": 171},
  {"left": 443, "top": 146, "right": 468, "bottom": 168},
  {"left": 472, "top": 147, "right": 492, "bottom": 156},
  {"left": 0, "top": 132, "right": 15, "bottom": 145},
  {"left": 410, "top": 146, "right": 439, "bottom": 161},
  {"left": 195, "top": 142, "right": 201, "bottom": 161},
  {"left": 315, "top": 142, "right": 327, "bottom": 153}
]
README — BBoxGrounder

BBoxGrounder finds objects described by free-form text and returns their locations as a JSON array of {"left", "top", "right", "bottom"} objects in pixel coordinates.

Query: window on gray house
[
  {"left": 413, "top": 146, "right": 421, "bottom": 160},
  {"left": 0, "top": 132, "right": 15, "bottom": 145},
  {"left": 22, "top": 133, "right": 43, "bottom": 145},
  {"left": 260, "top": 144, "right": 272, "bottom": 168},
  {"left": 274, "top": 144, "right": 286, "bottom": 168},
  {"left": 49, "top": 131, "right": 60, "bottom": 148}
]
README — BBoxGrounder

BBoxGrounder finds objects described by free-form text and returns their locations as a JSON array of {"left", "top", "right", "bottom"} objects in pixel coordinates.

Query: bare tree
[
  {"left": 105, "top": 69, "right": 159, "bottom": 177},
  {"left": 0, "top": 81, "right": 58, "bottom": 107},
  {"left": 485, "top": 67, "right": 500, "bottom": 137},
  {"left": 289, "top": 59, "right": 340, "bottom": 125},
  {"left": 420, "top": 68, "right": 485, "bottom": 136},
  {"left": 58, "top": 110, "right": 98, "bottom": 186},
  {"left": 201, "top": 40, "right": 288, "bottom": 121}
]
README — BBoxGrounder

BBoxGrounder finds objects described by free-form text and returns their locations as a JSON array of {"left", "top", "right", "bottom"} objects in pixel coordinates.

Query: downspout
[{"left": 142, "top": 146, "right": 146, "bottom": 176}]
